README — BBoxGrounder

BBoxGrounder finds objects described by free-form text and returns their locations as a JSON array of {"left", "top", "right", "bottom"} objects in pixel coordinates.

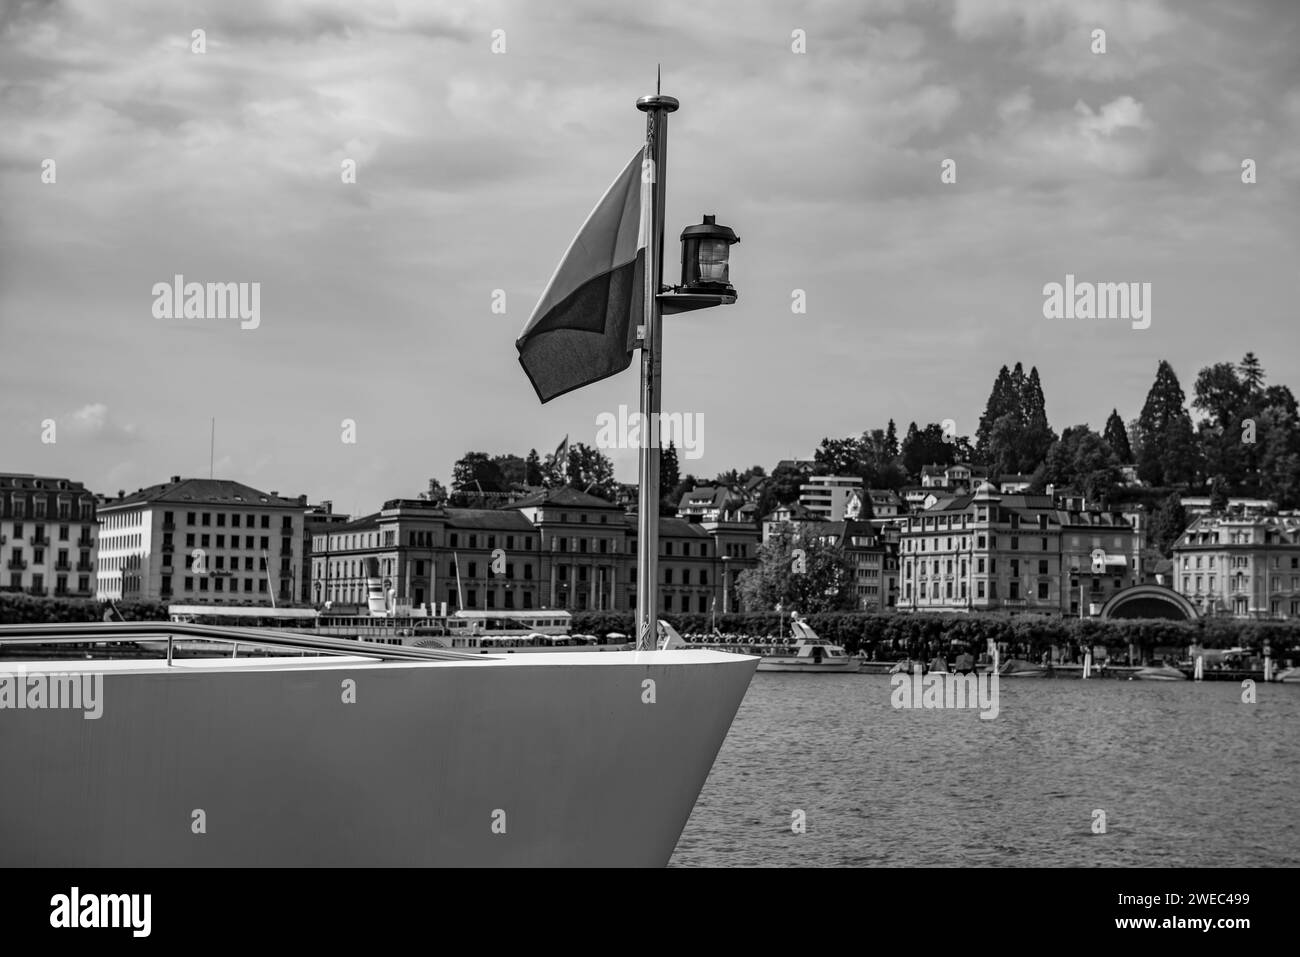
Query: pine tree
[
  {"left": 660, "top": 441, "right": 680, "bottom": 498},
  {"left": 1238, "top": 352, "right": 1265, "bottom": 395},
  {"left": 884, "top": 419, "right": 899, "bottom": 460},
  {"left": 1137, "top": 360, "right": 1200, "bottom": 486},
  {"left": 975, "top": 366, "right": 1014, "bottom": 463},
  {"left": 1102, "top": 409, "right": 1133, "bottom": 464},
  {"left": 524, "top": 449, "right": 543, "bottom": 485}
]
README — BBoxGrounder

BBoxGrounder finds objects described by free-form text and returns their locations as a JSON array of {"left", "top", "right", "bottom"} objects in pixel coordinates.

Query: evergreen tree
[
  {"left": 660, "top": 441, "right": 680, "bottom": 496},
  {"left": 884, "top": 419, "right": 899, "bottom": 460},
  {"left": 1136, "top": 360, "right": 1200, "bottom": 486},
  {"left": 1238, "top": 352, "right": 1265, "bottom": 395},
  {"left": 1102, "top": 409, "right": 1133, "bottom": 464},
  {"left": 1148, "top": 492, "right": 1190, "bottom": 558},
  {"left": 524, "top": 449, "right": 543, "bottom": 485},
  {"left": 975, "top": 366, "right": 1014, "bottom": 463},
  {"left": 1019, "top": 365, "right": 1057, "bottom": 467}
]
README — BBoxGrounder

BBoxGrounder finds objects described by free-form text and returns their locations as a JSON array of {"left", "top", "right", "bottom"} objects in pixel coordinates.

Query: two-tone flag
[{"left": 516, "top": 149, "right": 648, "bottom": 403}]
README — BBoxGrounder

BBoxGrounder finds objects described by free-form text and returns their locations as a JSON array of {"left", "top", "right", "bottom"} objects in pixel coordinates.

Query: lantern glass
[{"left": 697, "top": 239, "right": 730, "bottom": 283}]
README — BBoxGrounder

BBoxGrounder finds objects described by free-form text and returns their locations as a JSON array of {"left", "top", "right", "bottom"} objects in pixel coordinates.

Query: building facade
[
  {"left": 95, "top": 477, "right": 308, "bottom": 604},
  {"left": 798, "top": 475, "right": 862, "bottom": 522},
  {"left": 1173, "top": 513, "right": 1300, "bottom": 619},
  {"left": 899, "top": 483, "right": 1140, "bottom": 616},
  {"left": 0, "top": 473, "right": 97, "bottom": 599},
  {"left": 308, "top": 487, "right": 761, "bottom": 616}
]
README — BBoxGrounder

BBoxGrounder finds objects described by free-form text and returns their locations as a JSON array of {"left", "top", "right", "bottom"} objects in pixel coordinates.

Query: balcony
[
  {"left": 27, "top": 586, "right": 45, "bottom": 596},
  {"left": 7, "top": 559, "right": 27, "bottom": 570},
  {"left": 162, "top": 521, "right": 176, "bottom": 531},
  {"left": 29, "top": 536, "right": 49, "bottom": 547},
  {"left": 55, "top": 560, "right": 71, "bottom": 571},
  {"left": 161, "top": 543, "right": 174, "bottom": 553},
  {"left": 76, "top": 561, "right": 93, "bottom": 571}
]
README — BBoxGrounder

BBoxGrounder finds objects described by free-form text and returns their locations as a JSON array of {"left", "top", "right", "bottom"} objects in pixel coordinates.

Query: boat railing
[{"left": 0, "top": 621, "right": 491, "bottom": 664}]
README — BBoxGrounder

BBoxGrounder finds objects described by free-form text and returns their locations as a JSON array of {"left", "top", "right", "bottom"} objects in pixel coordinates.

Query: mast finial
[{"left": 657, "top": 64, "right": 661, "bottom": 94}]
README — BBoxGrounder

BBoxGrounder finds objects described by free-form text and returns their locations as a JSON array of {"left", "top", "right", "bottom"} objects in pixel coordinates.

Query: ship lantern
[{"left": 679, "top": 214, "right": 739, "bottom": 297}]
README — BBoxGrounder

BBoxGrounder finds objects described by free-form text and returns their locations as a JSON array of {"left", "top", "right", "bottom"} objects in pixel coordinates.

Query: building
[
  {"left": 301, "top": 500, "right": 351, "bottom": 603},
  {"left": 997, "top": 474, "right": 1034, "bottom": 494},
  {"left": 798, "top": 475, "right": 863, "bottom": 521},
  {"left": 1173, "top": 513, "right": 1300, "bottom": 619},
  {"left": 95, "top": 477, "right": 308, "bottom": 604},
  {"left": 809, "top": 519, "right": 900, "bottom": 611},
  {"left": 919, "top": 462, "right": 987, "bottom": 490},
  {"left": 761, "top": 501, "right": 821, "bottom": 544},
  {"left": 899, "top": 483, "right": 1140, "bottom": 616},
  {"left": 308, "top": 486, "right": 762, "bottom": 617},
  {"left": 0, "top": 472, "right": 98, "bottom": 599},
  {"left": 1179, "top": 495, "right": 1277, "bottom": 517},
  {"left": 676, "top": 485, "right": 746, "bottom": 523}
]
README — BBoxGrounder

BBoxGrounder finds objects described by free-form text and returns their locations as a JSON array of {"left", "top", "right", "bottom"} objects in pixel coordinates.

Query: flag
[
  {"left": 516, "top": 149, "right": 648, "bottom": 403},
  {"left": 554, "top": 434, "right": 569, "bottom": 479}
]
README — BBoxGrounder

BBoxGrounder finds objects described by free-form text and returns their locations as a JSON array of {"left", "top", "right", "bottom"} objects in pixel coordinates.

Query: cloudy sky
[{"left": 2, "top": 0, "right": 1297, "bottom": 513}]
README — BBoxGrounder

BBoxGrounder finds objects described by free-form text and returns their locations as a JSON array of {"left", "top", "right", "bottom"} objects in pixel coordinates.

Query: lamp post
[{"left": 633, "top": 83, "right": 740, "bottom": 650}]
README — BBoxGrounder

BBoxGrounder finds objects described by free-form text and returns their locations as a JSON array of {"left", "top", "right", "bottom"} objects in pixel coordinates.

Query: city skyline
[{"left": 3, "top": 0, "right": 1298, "bottom": 514}]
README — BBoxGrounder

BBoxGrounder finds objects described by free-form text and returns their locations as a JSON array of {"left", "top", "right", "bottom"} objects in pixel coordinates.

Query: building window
[
  {"left": 1038, "top": 582, "right": 1049, "bottom": 599},
  {"left": 202, "top": 513, "right": 211, "bottom": 526}
]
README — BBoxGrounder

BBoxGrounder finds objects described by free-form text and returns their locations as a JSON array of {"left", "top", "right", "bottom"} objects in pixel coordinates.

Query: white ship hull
[{"left": 0, "top": 626, "right": 756, "bottom": 867}]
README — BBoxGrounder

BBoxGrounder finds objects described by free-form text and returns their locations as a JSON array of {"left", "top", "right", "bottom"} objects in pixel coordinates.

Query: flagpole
[{"left": 634, "top": 83, "right": 678, "bottom": 651}]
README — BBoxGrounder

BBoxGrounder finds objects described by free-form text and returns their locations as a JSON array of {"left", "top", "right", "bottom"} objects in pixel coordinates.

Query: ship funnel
[{"left": 364, "top": 557, "right": 388, "bottom": 616}]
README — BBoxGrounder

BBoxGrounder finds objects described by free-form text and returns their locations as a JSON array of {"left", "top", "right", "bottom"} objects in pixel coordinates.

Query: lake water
[{"left": 671, "top": 672, "right": 1300, "bottom": 867}]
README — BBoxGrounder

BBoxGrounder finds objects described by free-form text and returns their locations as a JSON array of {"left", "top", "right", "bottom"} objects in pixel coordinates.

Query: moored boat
[
  {"left": 998, "top": 658, "right": 1051, "bottom": 678},
  {"left": 1132, "top": 661, "right": 1187, "bottom": 681},
  {"left": 687, "top": 617, "right": 860, "bottom": 673}
]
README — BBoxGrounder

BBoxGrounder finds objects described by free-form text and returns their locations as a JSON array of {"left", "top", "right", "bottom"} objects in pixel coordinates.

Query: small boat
[
  {"left": 1273, "top": 667, "right": 1300, "bottom": 683},
  {"left": 687, "top": 617, "right": 860, "bottom": 673},
  {"left": 1132, "top": 661, "right": 1187, "bottom": 681},
  {"left": 998, "top": 658, "right": 1050, "bottom": 678}
]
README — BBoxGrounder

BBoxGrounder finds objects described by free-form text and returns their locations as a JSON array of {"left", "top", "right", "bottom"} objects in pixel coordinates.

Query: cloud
[{"left": 59, "top": 404, "right": 139, "bottom": 441}]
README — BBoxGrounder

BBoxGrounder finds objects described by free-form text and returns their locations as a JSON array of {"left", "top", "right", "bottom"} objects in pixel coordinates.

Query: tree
[
  {"left": 557, "top": 443, "right": 616, "bottom": 499},
  {"left": 660, "top": 442, "right": 680, "bottom": 498},
  {"left": 884, "top": 419, "right": 899, "bottom": 460},
  {"left": 975, "top": 365, "right": 1016, "bottom": 464},
  {"left": 451, "top": 452, "right": 505, "bottom": 492},
  {"left": 754, "top": 461, "right": 808, "bottom": 518},
  {"left": 1136, "top": 361, "right": 1200, "bottom": 486},
  {"left": 1239, "top": 352, "right": 1265, "bottom": 395},
  {"left": 901, "top": 422, "right": 956, "bottom": 477},
  {"left": 735, "top": 526, "right": 855, "bottom": 615},
  {"left": 1018, "top": 366, "right": 1057, "bottom": 468},
  {"left": 1043, "top": 425, "right": 1121, "bottom": 503},
  {"left": 1147, "top": 492, "right": 1190, "bottom": 558},
  {"left": 524, "top": 449, "right": 544, "bottom": 486},
  {"left": 1102, "top": 409, "right": 1132, "bottom": 464},
  {"left": 814, "top": 436, "right": 864, "bottom": 475},
  {"left": 974, "top": 362, "right": 1055, "bottom": 474},
  {"left": 492, "top": 454, "right": 527, "bottom": 487},
  {"left": 421, "top": 478, "right": 448, "bottom": 506}
]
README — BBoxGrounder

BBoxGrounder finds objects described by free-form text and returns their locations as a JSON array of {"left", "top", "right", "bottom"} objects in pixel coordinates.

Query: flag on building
[{"left": 516, "top": 149, "right": 648, "bottom": 403}]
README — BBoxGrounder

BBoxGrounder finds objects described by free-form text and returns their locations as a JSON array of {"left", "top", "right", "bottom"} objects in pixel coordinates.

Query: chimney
[
  {"left": 270, "top": 490, "right": 279, "bottom": 498},
  {"left": 320, "top": 500, "right": 332, "bottom": 514},
  {"left": 297, "top": 494, "right": 307, "bottom": 506},
  {"left": 170, "top": 475, "right": 181, "bottom": 484}
]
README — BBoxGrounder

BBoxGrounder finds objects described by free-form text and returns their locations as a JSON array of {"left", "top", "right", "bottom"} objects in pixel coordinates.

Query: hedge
[
  {"left": 0, "top": 594, "right": 169, "bottom": 624},
  {"left": 569, "top": 610, "right": 1300, "bottom": 658}
]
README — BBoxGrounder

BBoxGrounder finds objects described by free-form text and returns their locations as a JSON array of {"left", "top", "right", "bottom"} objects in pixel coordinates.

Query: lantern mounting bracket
[{"left": 657, "top": 290, "right": 738, "bottom": 314}]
